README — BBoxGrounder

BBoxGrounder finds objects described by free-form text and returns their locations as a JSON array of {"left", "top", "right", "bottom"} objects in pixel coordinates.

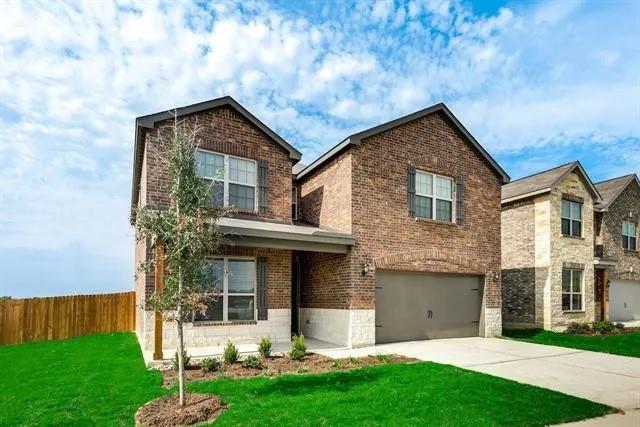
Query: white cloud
[{"left": 0, "top": 0, "right": 638, "bottom": 296}]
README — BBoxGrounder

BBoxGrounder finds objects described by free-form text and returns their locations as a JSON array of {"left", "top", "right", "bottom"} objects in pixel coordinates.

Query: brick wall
[
  {"left": 600, "top": 181, "right": 640, "bottom": 281},
  {"left": 143, "top": 106, "right": 293, "bottom": 222},
  {"left": 298, "top": 111, "right": 504, "bottom": 319},
  {"left": 349, "top": 111, "right": 503, "bottom": 311},
  {"left": 549, "top": 173, "right": 596, "bottom": 329}
]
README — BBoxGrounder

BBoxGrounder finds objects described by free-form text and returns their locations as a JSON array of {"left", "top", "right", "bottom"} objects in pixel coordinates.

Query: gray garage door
[
  {"left": 610, "top": 279, "right": 640, "bottom": 321},
  {"left": 375, "top": 271, "right": 483, "bottom": 343}
]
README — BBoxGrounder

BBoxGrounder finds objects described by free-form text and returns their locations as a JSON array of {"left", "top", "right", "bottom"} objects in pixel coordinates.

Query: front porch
[{"left": 139, "top": 217, "right": 356, "bottom": 365}]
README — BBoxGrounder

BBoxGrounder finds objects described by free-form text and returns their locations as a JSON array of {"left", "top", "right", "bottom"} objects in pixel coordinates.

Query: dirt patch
[
  {"left": 161, "top": 353, "right": 415, "bottom": 387},
  {"left": 135, "top": 393, "right": 225, "bottom": 427}
]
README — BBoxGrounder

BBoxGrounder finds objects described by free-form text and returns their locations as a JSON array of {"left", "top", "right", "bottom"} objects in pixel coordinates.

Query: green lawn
[
  {"left": 0, "top": 333, "right": 614, "bottom": 426},
  {"left": 504, "top": 329, "right": 640, "bottom": 358}
]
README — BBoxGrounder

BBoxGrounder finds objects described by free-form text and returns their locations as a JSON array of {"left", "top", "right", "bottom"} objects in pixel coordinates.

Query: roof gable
[
  {"left": 131, "top": 96, "right": 301, "bottom": 222},
  {"left": 501, "top": 161, "right": 602, "bottom": 204},
  {"left": 296, "top": 103, "right": 509, "bottom": 182},
  {"left": 594, "top": 174, "right": 640, "bottom": 210}
]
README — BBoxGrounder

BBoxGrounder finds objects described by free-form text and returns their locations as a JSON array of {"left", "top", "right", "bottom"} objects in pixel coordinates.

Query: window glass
[
  {"left": 228, "top": 260, "right": 255, "bottom": 293},
  {"left": 571, "top": 220, "right": 581, "bottom": 237},
  {"left": 229, "top": 157, "right": 255, "bottom": 185},
  {"left": 562, "top": 270, "right": 571, "bottom": 292},
  {"left": 561, "top": 218, "right": 571, "bottom": 236},
  {"left": 622, "top": 221, "right": 637, "bottom": 250},
  {"left": 571, "top": 202, "right": 581, "bottom": 220},
  {"left": 416, "top": 172, "right": 432, "bottom": 195},
  {"left": 561, "top": 200, "right": 571, "bottom": 218},
  {"left": 229, "top": 183, "right": 255, "bottom": 210},
  {"left": 435, "top": 176, "right": 452, "bottom": 199},
  {"left": 562, "top": 269, "right": 583, "bottom": 311},
  {"left": 194, "top": 259, "right": 224, "bottom": 322},
  {"left": 196, "top": 151, "right": 224, "bottom": 178},
  {"left": 436, "top": 200, "right": 452, "bottom": 222},
  {"left": 415, "top": 195, "right": 432, "bottom": 219},
  {"left": 572, "top": 270, "right": 582, "bottom": 292},
  {"left": 228, "top": 296, "right": 255, "bottom": 320}
]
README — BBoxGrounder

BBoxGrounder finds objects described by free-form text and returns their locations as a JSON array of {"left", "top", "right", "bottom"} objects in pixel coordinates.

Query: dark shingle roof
[
  {"left": 501, "top": 161, "right": 602, "bottom": 204},
  {"left": 594, "top": 174, "right": 640, "bottom": 210}
]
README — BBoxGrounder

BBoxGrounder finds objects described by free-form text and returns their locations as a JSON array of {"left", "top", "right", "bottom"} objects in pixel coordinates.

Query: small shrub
[
  {"left": 296, "top": 367, "right": 309, "bottom": 374},
  {"left": 565, "top": 322, "right": 591, "bottom": 335},
  {"left": 258, "top": 337, "right": 272, "bottom": 358},
  {"left": 172, "top": 349, "right": 190, "bottom": 371},
  {"left": 331, "top": 361, "right": 341, "bottom": 369},
  {"left": 348, "top": 356, "right": 359, "bottom": 365},
  {"left": 242, "top": 355, "right": 263, "bottom": 369},
  {"left": 201, "top": 357, "right": 221, "bottom": 373},
  {"left": 374, "top": 354, "right": 392, "bottom": 363},
  {"left": 593, "top": 321, "right": 616, "bottom": 335},
  {"left": 223, "top": 341, "right": 239, "bottom": 364},
  {"left": 289, "top": 334, "right": 307, "bottom": 361},
  {"left": 615, "top": 322, "right": 625, "bottom": 330}
]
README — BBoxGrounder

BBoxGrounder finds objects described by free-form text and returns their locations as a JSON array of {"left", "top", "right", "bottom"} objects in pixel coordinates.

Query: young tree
[{"left": 135, "top": 114, "right": 222, "bottom": 406}]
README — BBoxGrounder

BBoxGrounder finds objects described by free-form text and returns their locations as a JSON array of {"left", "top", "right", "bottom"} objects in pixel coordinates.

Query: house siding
[
  {"left": 134, "top": 105, "right": 296, "bottom": 351},
  {"left": 298, "top": 111, "right": 504, "bottom": 343},
  {"left": 502, "top": 171, "right": 596, "bottom": 331}
]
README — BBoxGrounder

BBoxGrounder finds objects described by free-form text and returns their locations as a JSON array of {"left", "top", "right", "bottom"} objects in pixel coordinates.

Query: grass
[
  {"left": 503, "top": 329, "right": 640, "bottom": 358},
  {"left": 0, "top": 333, "right": 165, "bottom": 426},
  {"left": 0, "top": 333, "right": 614, "bottom": 426}
]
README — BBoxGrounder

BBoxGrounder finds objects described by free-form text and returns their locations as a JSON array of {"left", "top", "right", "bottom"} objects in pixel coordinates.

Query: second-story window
[
  {"left": 561, "top": 199, "right": 582, "bottom": 237},
  {"left": 622, "top": 221, "right": 637, "bottom": 250},
  {"left": 415, "top": 171, "right": 453, "bottom": 222},
  {"left": 196, "top": 149, "right": 256, "bottom": 211}
]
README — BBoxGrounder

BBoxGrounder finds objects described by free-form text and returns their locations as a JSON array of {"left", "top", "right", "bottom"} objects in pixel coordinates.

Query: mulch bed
[
  {"left": 135, "top": 393, "right": 225, "bottom": 427},
  {"left": 161, "top": 353, "right": 415, "bottom": 387}
]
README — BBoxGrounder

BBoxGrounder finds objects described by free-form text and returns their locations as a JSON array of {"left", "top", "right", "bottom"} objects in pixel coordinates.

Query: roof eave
[{"left": 501, "top": 188, "right": 552, "bottom": 205}]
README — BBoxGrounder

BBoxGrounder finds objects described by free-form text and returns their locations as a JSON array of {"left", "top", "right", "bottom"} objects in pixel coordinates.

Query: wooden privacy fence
[{"left": 0, "top": 291, "right": 136, "bottom": 345}]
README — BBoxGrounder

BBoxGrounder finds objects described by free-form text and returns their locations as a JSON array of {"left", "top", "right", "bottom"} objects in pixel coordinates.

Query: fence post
[{"left": 153, "top": 238, "right": 165, "bottom": 360}]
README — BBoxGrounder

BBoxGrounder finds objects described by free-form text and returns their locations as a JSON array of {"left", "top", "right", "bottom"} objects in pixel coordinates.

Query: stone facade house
[
  {"left": 131, "top": 96, "right": 509, "bottom": 358},
  {"left": 501, "top": 162, "right": 603, "bottom": 331},
  {"left": 593, "top": 174, "right": 640, "bottom": 322}
]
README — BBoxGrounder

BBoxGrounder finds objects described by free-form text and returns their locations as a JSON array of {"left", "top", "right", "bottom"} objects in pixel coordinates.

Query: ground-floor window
[
  {"left": 194, "top": 257, "right": 256, "bottom": 322},
  {"left": 562, "top": 268, "right": 583, "bottom": 311}
]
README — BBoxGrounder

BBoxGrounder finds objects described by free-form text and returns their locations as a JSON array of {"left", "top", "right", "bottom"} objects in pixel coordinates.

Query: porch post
[{"left": 153, "top": 238, "right": 165, "bottom": 360}]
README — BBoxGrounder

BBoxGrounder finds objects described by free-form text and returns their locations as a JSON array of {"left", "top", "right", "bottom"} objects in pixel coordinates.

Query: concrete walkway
[{"left": 315, "top": 337, "right": 640, "bottom": 411}]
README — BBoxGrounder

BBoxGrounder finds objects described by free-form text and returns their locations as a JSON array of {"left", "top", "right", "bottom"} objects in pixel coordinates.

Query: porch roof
[{"left": 218, "top": 217, "right": 355, "bottom": 254}]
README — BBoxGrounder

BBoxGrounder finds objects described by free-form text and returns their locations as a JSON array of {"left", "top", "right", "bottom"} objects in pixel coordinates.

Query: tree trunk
[{"left": 177, "top": 316, "right": 186, "bottom": 406}]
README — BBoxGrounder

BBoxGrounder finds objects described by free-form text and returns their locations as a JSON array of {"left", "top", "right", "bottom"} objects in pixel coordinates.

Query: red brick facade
[
  {"left": 142, "top": 106, "right": 293, "bottom": 222},
  {"left": 298, "top": 111, "right": 503, "bottom": 311},
  {"left": 135, "top": 105, "right": 296, "bottom": 307}
]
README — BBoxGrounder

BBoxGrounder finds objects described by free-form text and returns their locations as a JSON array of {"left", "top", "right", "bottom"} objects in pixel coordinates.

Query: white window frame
[
  {"left": 415, "top": 170, "right": 454, "bottom": 222},
  {"left": 292, "top": 187, "right": 298, "bottom": 220},
  {"left": 198, "top": 257, "right": 257, "bottom": 322},
  {"left": 622, "top": 221, "right": 637, "bottom": 250},
  {"left": 562, "top": 268, "right": 583, "bottom": 312},
  {"left": 561, "top": 199, "right": 582, "bottom": 237},
  {"left": 196, "top": 149, "right": 258, "bottom": 211}
]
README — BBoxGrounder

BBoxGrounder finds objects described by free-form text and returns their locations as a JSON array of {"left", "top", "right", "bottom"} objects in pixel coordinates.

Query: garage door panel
[
  {"left": 375, "top": 271, "right": 483, "bottom": 343},
  {"left": 610, "top": 280, "right": 640, "bottom": 321}
]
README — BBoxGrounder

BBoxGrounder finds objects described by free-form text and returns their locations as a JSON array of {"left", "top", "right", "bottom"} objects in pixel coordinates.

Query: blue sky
[{"left": 0, "top": 0, "right": 638, "bottom": 297}]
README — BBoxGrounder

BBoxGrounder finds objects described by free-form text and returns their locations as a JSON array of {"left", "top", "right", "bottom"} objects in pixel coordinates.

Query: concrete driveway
[{"left": 316, "top": 337, "right": 640, "bottom": 410}]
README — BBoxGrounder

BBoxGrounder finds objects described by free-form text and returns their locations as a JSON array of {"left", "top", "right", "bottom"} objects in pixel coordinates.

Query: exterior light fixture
[{"left": 362, "top": 261, "right": 369, "bottom": 276}]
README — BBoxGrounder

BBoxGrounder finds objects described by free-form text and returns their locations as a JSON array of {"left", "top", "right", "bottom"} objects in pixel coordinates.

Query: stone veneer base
[{"left": 299, "top": 308, "right": 375, "bottom": 347}]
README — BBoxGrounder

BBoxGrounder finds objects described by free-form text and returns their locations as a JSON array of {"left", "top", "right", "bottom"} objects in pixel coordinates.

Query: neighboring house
[
  {"left": 594, "top": 174, "right": 640, "bottom": 322},
  {"left": 131, "top": 96, "right": 509, "bottom": 355},
  {"left": 501, "top": 162, "right": 603, "bottom": 331}
]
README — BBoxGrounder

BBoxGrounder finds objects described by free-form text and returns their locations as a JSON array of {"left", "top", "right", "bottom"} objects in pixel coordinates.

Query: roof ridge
[
  {"left": 504, "top": 161, "right": 576, "bottom": 185},
  {"left": 594, "top": 173, "right": 635, "bottom": 185}
]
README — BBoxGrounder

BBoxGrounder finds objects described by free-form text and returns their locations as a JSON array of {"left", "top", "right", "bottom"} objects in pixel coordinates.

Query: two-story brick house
[
  {"left": 131, "top": 96, "right": 509, "bottom": 356},
  {"left": 594, "top": 174, "right": 640, "bottom": 322},
  {"left": 501, "top": 162, "right": 603, "bottom": 330}
]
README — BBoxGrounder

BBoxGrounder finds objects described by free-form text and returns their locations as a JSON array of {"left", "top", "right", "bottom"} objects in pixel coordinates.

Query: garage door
[
  {"left": 375, "top": 271, "right": 483, "bottom": 343},
  {"left": 610, "top": 279, "right": 640, "bottom": 321}
]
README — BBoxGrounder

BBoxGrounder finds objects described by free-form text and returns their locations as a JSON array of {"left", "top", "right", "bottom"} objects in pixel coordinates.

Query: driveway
[{"left": 316, "top": 337, "right": 640, "bottom": 410}]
